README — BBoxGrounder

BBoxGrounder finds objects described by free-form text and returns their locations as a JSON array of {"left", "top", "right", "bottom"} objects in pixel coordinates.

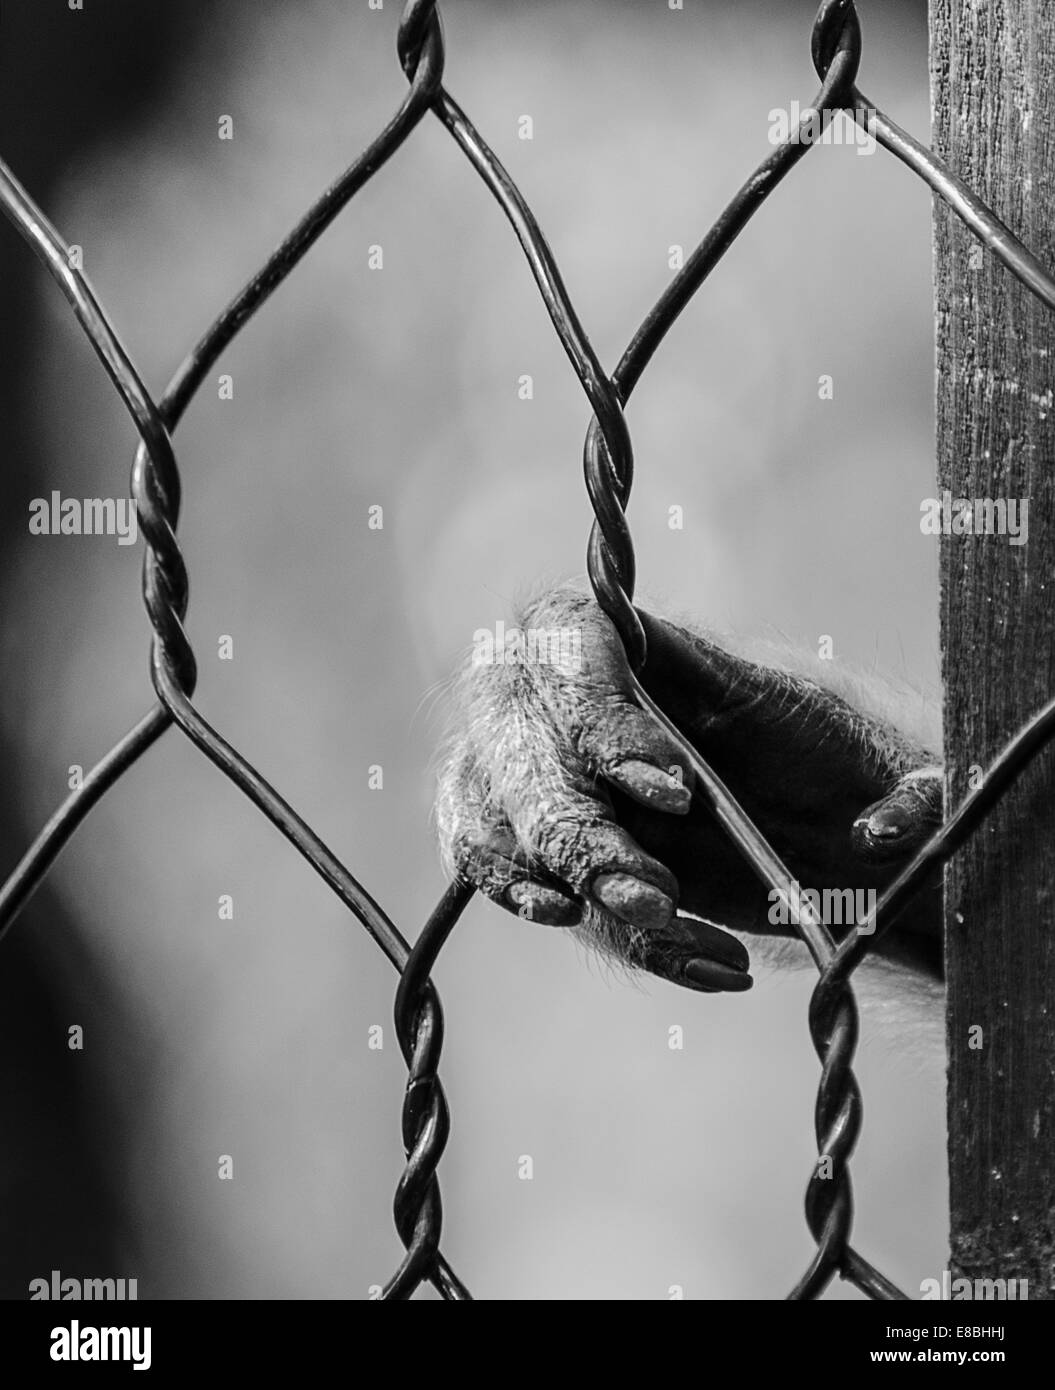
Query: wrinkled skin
[{"left": 437, "top": 587, "right": 944, "bottom": 994}]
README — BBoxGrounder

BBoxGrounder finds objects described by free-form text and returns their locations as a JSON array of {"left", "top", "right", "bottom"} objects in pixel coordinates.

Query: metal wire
[{"left": 2, "top": 0, "right": 1054, "bottom": 1300}]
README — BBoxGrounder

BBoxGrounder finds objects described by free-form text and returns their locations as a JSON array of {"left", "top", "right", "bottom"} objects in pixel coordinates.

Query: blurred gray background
[{"left": 0, "top": 0, "right": 944, "bottom": 1299}]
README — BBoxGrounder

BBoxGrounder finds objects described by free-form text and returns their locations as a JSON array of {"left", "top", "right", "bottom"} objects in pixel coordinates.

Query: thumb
[{"left": 851, "top": 765, "right": 943, "bottom": 864}]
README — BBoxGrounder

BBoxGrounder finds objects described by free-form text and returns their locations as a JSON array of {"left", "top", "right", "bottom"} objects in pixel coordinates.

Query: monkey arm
[{"left": 435, "top": 583, "right": 943, "bottom": 994}]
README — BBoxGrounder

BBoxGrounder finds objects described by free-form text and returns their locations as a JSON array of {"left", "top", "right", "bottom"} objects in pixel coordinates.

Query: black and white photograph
[{"left": 0, "top": 0, "right": 1051, "bottom": 1360}]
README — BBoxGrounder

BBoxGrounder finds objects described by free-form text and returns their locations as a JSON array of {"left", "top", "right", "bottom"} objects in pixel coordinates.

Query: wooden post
[{"left": 933, "top": 0, "right": 1055, "bottom": 1298}]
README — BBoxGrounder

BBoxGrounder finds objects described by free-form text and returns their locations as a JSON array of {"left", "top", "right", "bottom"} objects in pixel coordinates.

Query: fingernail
[
  {"left": 684, "top": 958, "right": 753, "bottom": 993},
  {"left": 856, "top": 805, "right": 911, "bottom": 840},
  {"left": 679, "top": 916, "right": 751, "bottom": 971},
  {"left": 506, "top": 881, "right": 580, "bottom": 926},
  {"left": 592, "top": 871, "right": 674, "bottom": 928},
  {"left": 613, "top": 759, "right": 691, "bottom": 813}
]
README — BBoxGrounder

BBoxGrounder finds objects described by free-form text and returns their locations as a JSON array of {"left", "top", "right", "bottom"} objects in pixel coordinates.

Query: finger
[
  {"left": 507, "top": 880, "right": 581, "bottom": 926},
  {"left": 578, "top": 702, "right": 695, "bottom": 814},
  {"left": 529, "top": 790, "right": 680, "bottom": 930},
  {"left": 453, "top": 823, "right": 581, "bottom": 926},
  {"left": 529, "top": 595, "right": 695, "bottom": 812},
  {"left": 641, "top": 912, "right": 753, "bottom": 993},
  {"left": 852, "top": 766, "right": 944, "bottom": 864},
  {"left": 585, "top": 906, "right": 753, "bottom": 994}
]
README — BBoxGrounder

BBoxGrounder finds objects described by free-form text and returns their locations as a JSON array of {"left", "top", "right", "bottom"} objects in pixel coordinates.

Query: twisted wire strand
[
  {"left": 0, "top": 11, "right": 469, "bottom": 1299},
  {"left": 382, "top": 879, "right": 472, "bottom": 1299},
  {"left": 403, "top": 0, "right": 891, "bottom": 1297}
]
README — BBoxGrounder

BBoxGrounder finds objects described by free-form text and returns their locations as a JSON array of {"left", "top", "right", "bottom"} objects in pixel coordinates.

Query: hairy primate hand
[{"left": 436, "top": 584, "right": 944, "bottom": 993}]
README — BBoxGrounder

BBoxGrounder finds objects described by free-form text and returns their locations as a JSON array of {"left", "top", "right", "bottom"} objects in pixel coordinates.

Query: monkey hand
[{"left": 435, "top": 584, "right": 943, "bottom": 993}]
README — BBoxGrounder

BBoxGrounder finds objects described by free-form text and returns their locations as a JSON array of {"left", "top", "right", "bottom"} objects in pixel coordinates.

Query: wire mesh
[{"left": 2, "top": 0, "right": 1054, "bottom": 1300}]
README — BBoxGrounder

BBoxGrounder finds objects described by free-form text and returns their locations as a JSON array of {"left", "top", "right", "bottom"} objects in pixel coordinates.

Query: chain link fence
[{"left": 1, "top": 0, "right": 1053, "bottom": 1300}]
